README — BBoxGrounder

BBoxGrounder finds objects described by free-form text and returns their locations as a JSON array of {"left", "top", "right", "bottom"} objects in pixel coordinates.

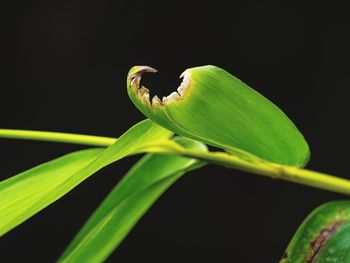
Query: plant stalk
[
  {"left": 1, "top": 129, "right": 350, "bottom": 195},
  {"left": 179, "top": 149, "right": 350, "bottom": 195},
  {"left": 0, "top": 129, "right": 116, "bottom": 147}
]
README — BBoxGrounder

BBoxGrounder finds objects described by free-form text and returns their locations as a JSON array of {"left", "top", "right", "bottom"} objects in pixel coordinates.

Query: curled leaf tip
[
  {"left": 127, "top": 66, "right": 191, "bottom": 108},
  {"left": 129, "top": 65, "right": 158, "bottom": 77}
]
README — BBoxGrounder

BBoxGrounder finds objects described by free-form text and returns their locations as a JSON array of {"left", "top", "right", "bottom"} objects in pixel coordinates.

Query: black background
[{"left": 1, "top": 0, "right": 350, "bottom": 262}]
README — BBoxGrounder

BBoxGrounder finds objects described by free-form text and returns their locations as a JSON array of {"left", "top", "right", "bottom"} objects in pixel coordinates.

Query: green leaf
[
  {"left": 0, "top": 119, "right": 172, "bottom": 237},
  {"left": 127, "top": 65, "right": 309, "bottom": 167},
  {"left": 281, "top": 201, "right": 350, "bottom": 263},
  {"left": 58, "top": 137, "right": 207, "bottom": 263}
]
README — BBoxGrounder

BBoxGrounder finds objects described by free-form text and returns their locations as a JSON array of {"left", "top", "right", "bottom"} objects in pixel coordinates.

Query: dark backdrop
[{"left": 2, "top": 0, "right": 350, "bottom": 262}]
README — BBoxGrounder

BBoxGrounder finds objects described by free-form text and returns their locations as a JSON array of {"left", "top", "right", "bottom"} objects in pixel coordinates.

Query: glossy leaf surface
[{"left": 281, "top": 201, "right": 350, "bottom": 263}]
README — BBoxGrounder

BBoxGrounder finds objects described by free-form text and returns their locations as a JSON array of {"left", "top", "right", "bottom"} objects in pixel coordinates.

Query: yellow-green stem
[
  {"left": 0, "top": 129, "right": 116, "bottom": 147},
  {"left": 1, "top": 129, "right": 350, "bottom": 195},
  {"left": 179, "top": 148, "right": 350, "bottom": 195},
  {"left": 277, "top": 166, "right": 350, "bottom": 195}
]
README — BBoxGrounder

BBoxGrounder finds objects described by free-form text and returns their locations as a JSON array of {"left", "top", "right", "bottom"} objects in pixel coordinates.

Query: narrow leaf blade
[
  {"left": 0, "top": 119, "right": 172, "bottom": 236},
  {"left": 0, "top": 148, "right": 103, "bottom": 236},
  {"left": 58, "top": 138, "right": 207, "bottom": 263}
]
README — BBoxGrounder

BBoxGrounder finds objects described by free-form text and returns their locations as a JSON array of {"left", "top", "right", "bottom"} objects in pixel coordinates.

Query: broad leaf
[
  {"left": 281, "top": 201, "right": 350, "bottom": 262},
  {"left": 58, "top": 137, "right": 207, "bottom": 263},
  {"left": 0, "top": 119, "right": 172, "bottom": 236},
  {"left": 127, "top": 65, "right": 309, "bottom": 167}
]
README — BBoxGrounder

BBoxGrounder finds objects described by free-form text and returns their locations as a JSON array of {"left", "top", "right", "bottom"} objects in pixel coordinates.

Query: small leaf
[
  {"left": 58, "top": 137, "right": 207, "bottom": 263},
  {"left": 127, "top": 65, "right": 309, "bottom": 167},
  {"left": 281, "top": 201, "right": 350, "bottom": 263},
  {"left": 0, "top": 119, "right": 172, "bottom": 236}
]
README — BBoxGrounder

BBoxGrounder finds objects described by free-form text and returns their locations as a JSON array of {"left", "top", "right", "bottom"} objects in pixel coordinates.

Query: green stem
[
  {"left": 179, "top": 148, "right": 350, "bottom": 195},
  {"left": 1, "top": 129, "right": 350, "bottom": 195},
  {"left": 0, "top": 129, "right": 116, "bottom": 147},
  {"left": 278, "top": 166, "right": 350, "bottom": 195}
]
